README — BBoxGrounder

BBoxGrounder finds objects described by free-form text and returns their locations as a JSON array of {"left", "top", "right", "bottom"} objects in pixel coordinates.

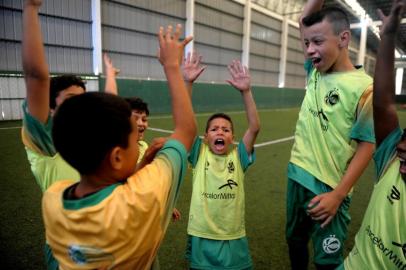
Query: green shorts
[
  {"left": 286, "top": 178, "right": 351, "bottom": 265},
  {"left": 186, "top": 235, "right": 252, "bottom": 270}
]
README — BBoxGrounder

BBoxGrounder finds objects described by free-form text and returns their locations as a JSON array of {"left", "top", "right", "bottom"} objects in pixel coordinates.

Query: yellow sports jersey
[
  {"left": 137, "top": 140, "right": 148, "bottom": 164},
  {"left": 343, "top": 128, "right": 406, "bottom": 269},
  {"left": 42, "top": 140, "right": 187, "bottom": 270},
  {"left": 187, "top": 138, "right": 254, "bottom": 240},
  {"left": 290, "top": 65, "right": 374, "bottom": 189}
]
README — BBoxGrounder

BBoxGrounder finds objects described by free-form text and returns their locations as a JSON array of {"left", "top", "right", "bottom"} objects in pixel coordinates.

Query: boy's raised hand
[
  {"left": 158, "top": 24, "right": 192, "bottom": 68},
  {"left": 24, "top": 0, "right": 42, "bottom": 7},
  {"left": 182, "top": 51, "right": 206, "bottom": 83},
  {"left": 377, "top": 0, "right": 406, "bottom": 36},
  {"left": 226, "top": 60, "right": 251, "bottom": 92},
  {"left": 104, "top": 53, "right": 120, "bottom": 76}
]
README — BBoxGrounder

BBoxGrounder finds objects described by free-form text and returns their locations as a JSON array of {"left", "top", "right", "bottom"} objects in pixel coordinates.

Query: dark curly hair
[{"left": 50, "top": 75, "right": 86, "bottom": 109}]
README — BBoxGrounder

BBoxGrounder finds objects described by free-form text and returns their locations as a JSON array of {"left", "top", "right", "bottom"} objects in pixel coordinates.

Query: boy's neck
[
  {"left": 75, "top": 173, "right": 117, "bottom": 198},
  {"left": 326, "top": 50, "right": 355, "bottom": 73}
]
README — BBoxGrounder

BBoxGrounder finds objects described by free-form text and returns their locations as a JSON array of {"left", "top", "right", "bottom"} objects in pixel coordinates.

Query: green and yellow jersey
[
  {"left": 42, "top": 139, "right": 187, "bottom": 270},
  {"left": 343, "top": 128, "right": 406, "bottom": 269},
  {"left": 187, "top": 137, "right": 255, "bottom": 240},
  {"left": 21, "top": 101, "right": 79, "bottom": 192},
  {"left": 137, "top": 140, "right": 148, "bottom": 164},
  {"left": 289, "top": 62, "right": 374, "bottom": 192}
]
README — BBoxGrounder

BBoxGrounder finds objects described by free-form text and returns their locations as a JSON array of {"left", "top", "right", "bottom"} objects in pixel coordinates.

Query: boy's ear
[
  {"left": 339, "top": 30, "right": 350, "bottom": 48},
  {"left": 203, "top": 133, "right": 208, "bottom": 143},
  {"left": 109, "top": 146, "right": 124, "bottom": 170}
]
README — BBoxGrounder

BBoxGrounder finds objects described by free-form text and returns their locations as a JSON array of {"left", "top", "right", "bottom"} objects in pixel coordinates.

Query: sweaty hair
[
  {"left": 50, "top": 75, "right": 86, "bottom": 109},
  {"left": 125, "top": 97, "right": 149, "bottom": 116},
  {"left": 52, "top": 92, "right": 133, "bottom": 175},
  {"left": 302, "top": 7, "right": 350, "bottom": 35},
  {"left": 205, "top": 113, "right": 234, "bottom": 133}
]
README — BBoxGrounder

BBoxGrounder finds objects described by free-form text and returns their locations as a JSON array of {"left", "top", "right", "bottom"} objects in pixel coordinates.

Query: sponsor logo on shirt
[
  {"left": 387, "top": 185, "right": 401, "bottom": 204},
  {"left": 322, "top": 235, "right": 341, "bottom": 254},
  {"left": 365, "top": 225, "right": 406, "bottom": 268},
  {"left": 68, "top": 245, "right": 114, "bottom": 265},
  {"left": 324, "top": 88, "right": 340, "bottom": 106}
]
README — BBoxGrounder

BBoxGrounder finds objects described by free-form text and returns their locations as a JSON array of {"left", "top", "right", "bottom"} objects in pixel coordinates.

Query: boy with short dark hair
[
  {"left": 181, "top": 53, "right": 260, "bottom": 269},
  {"left": 125, "top": 97, "right": 150, "bottom": 163},
  {"left": 42, "top": 24, "right": 197, "bottom": 269},
  {"left": 286, "top": 0, "right": 375, "bottom": 269},
  {"left": 341, "top": 1, "right": 406, "bottom": 269},
  {"left": 22, "top": 0, "right": 85, "bottom": 192}
]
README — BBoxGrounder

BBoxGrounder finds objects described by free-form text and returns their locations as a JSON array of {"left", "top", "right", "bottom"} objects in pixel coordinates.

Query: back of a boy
[{"left": 43, "top": 139, "right": 187, "bottom": 269}]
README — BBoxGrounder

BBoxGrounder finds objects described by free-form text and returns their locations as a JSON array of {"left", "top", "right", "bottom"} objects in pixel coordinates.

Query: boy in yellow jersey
[
  {"left": 286, "top": 1, "right": 375, "bottom": 269},
  {"left": 340, "top": 1, "right": 406, "bottom": 269},
  {"left": 42, "top": 24, "right": 197, "bottom": 269},
  {"left": 22, "top": 0, "right": 85, "bottom": 193},
  {"left": 103, "top": 53, "right": 150, "bottom": 164},
  {"left": 181, "top": 53, "right": 260, "bottom": 269}
]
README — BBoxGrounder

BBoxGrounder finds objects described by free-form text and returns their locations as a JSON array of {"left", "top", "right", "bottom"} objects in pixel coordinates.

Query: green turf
[{"left": 2, "top": 109, "right": 406, "bottom": 269}]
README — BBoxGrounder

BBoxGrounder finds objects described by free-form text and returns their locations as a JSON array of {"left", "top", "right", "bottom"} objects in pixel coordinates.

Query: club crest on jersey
[
  {"left": 322, "top": 235, "right": 341, "bottom": 254},
  {"left": 68, "top": 245, "right": 114, "bottom": 265},
  {"left": 324, "top": 88, "right": 340, "bottom": 106}
]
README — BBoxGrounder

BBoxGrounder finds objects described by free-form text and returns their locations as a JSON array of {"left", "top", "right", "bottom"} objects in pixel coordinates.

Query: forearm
[
  {"left": 23, "top": 2, "right": 50, "bottom": 123},
  {"left": 334, "top": 141, "right": 374, "bottom": 199},
  {"left": 300, "top": 0, "right": 324, "bottom": 24},
  {"left": 185, "top": 81, "right": 193, "bottom": 98},
  {"left": 165, "top": 65, "right": 197, "bottom": 149},
  {"left": 22, "top": 4, "right": 48, "bottom": 80},
  {"left": 241, "top": 90, "right": 260, "bottom": 153},
  {"left": 104, "top": 71, "right": 118, "bottom": 95}
]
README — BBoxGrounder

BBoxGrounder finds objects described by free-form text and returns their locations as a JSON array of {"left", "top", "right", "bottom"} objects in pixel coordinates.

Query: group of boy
[{"left": 20, "top": 0, "right": 405, "bottom": 269}]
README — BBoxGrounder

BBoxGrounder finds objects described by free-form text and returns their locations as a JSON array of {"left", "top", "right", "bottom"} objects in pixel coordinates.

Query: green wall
[{"left": 100, "top": 79, "right": 305, "bottom": 114}]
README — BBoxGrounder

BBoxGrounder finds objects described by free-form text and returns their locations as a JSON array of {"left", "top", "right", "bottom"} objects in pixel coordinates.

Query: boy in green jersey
[
  {"left": 341, "top": 1, "right": 406, "bottom": 269},
  {"left": 180, "top": 52, "right": 261, "bottom": 269},
  {"left": 286, "top": 0, "right": 376, "bottom": 269},
  {"left": 42, "top": 24, "right": 197, "bottom": 269},
  {"left": 22, "top": 0, "right": 86, "bottom": 192},
  {"left": 103, "top": 53, "right": 151, "bottom": 164}
]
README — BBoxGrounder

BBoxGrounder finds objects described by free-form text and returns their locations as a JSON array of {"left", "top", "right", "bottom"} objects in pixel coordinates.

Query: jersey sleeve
[
  {"left": 373, "top": 127, "right": 402, "bottom": 179},
  {"left": 238, "top": 140, "right": 256, "bottom": 172},
  {"left": 350, "top": 86, "right": 375, "bottom": 143},
  {"left": 188, "top": 136, "right": 202, "bottom": 168},
  {"left": 21, "top": 100, "right": 56, "bottom": 156},
  {"left": 127, "top": 139, "right": 187, "bottom": 226}
]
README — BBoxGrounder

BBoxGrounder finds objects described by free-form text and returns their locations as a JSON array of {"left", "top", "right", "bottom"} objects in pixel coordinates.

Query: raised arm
[
  {"left": 158, "top": 25, "right": 197, "bottom": 150},
  {"left": 226, "top": 60, "right": 260, "bottom": 154},
  {"left": 103, "top": 53, "right": 120, "bottom": 95},
  {"left": 182, "top": 51, "right": 206, "bottom": 97},
  {"left": 22, "top": 0, "right": 50, "bottom": 123},
  {"left": 373, "top": 0, "right": 405, "bottom": 146}
]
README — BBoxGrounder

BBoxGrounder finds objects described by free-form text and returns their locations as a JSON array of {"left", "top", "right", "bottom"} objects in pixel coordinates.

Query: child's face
[
  {"left": 133, "top": 110, "right": 148, "bottom": 140},
  {"left": 204, "top": 117, "right": 234, "bottom": 155},
  {"left": 302, "top": 19, "right": 342, "bottom": 73},
  {"left": 396, "top": 138, "right": 406, "bottom": 181},
  {"left": 120, "top": 114, "right": 140, "bottom": 177},
  {"left": 55, "top": 85, "right": 85, "bottom": 108}
]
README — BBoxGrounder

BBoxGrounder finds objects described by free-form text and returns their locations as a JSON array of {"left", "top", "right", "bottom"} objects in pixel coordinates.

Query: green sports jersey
[
  {"left": 289, "top": 63, "right": 374, "bottom": 189},
  {"left": 21, "top": 101, "right": 79, "bottom": 192},
  {"left": 344, "top": 128, "right": 406, "bottom": 270},
  {"left": 187, "top": 138, "right": 254, "bottom": 240}
]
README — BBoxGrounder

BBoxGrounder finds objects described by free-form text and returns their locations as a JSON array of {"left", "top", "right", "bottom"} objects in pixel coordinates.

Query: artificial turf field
[{"left": 2, "top": 107, "right": 406, "bottom": 269}]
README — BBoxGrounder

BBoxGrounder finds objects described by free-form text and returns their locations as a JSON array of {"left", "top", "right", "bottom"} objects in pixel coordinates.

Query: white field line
[
  {"left": 1, "top": 126, "right": 295, "bottom": 148},
  {"left": 149, "top": 127, "right": 294, "bottom": 148}
]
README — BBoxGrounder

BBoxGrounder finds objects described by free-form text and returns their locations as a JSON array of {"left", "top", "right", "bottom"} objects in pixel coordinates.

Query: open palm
[{"left": 227, "top": 60, "right": 250, "bottom": 92}]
